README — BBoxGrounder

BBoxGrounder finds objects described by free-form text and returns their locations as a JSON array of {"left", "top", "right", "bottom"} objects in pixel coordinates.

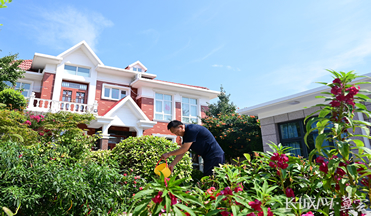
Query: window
[
  {"left": 182, "top": 97, "right": 198, "bottom": 123},
  {"left": 4, "top": 81, "right": 31, "bottom": 97},
  {"left": 278, "top": 119, "right": 339, "bottom": 158},
  {"left": 64, "top": 65, "right": 90, "bottom": 77},
  {"left": 102, "top": 84, "right": 128, "bottom": 100},
  {"left": 155, "top": 93, "right": 172, "bottom": 121},
  {"left": 133, "top": 67, "right": 142, "bottom": 72},
  {"left": 62, "top": 81, "right": 87, "bottom": 90}
]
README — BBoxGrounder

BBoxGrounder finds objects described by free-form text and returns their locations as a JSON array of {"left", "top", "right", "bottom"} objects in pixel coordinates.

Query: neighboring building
[
  {"left": 11, "top": 41, "right": 219, "bottom": 152},
  {"left": 237, "top": 76, "right": 371, "bottom": 157}
]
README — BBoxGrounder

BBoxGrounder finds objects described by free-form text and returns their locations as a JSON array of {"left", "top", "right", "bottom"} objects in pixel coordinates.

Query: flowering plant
[{"left": 304, "top": 70, "right": 371, "bottom": 215}]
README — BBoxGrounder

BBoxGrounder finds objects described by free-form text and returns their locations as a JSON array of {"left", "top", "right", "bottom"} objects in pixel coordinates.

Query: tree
[
  {"left": 201, "top": 86, "right": 263, "bottom": 161},
  {"left": 0, "top": 54, "right": 25, "bottom": 92},
  {"left": 0, "top": 0, "right": 13, "bottom": 26},
  {"left": 204, "top": 86, "right": 237, "bottom": 118}
]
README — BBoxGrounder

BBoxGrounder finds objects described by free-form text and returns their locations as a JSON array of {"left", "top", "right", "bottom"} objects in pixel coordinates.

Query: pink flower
[
  {"left": 246, "top": 213, "right": 256, "bottom": 216},
  {"left": 302, "top": 211, "right": 314, "bottom": 216},
  {"left": 139, "top": 187, "right": 143, "bottom": 190},
  {"left": 152, "top": 191, "right": 163, "bottom": 204},
  {"left": 134, "top": 176, "right": 137, "bottom": 179},
  {"left": 18, "top": 154, "right": 23, "bottom": 158},
  {"left": 234, "top": 186, "right": 243, "bottom": 193},
  {"left": 124, "top": 173, "right": 127, "bottom": 176},
  {"left": 24, "top": 120, "right": 31, "bottom": 126},
  {"left": 285, "top": 188, "right": 295, "bottom": 198},
  {"left": 39, "top": 132, "right": 44, "bottom": 136},
  {"left": 330, "top": 100, "right": 341, "bottom": 107},
  {"left": 221, "top": 187, "right": 233, "bottom": 195},
  {"left": 279, "top": 154, "right": 289, "bottom": 162},
  {"left": 267, "top": 208, "right": 273, "bottom": 216},
  {"left": 248, "top": 199, "right": 262, "bottom": 212}
]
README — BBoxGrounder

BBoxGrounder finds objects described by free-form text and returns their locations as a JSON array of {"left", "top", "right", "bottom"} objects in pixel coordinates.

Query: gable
[{"left": 58, "top": 41, "right": 103, "bottom": 66}]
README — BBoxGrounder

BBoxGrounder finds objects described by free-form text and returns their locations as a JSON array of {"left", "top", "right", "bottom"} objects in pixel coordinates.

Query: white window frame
[
  {"left": 4, "top": 80, "right": 34, "bottom": 98},
  {"left": 152, "top": 134, "right": 177, "bottom": 143},
  {"left": 101, "top": 83, "right": 130, "bottom": 101},
  {"left": 181, "top": 96, "right": 199, "bottom": 124},
  {"left": 64, "top": 64, "right": 91, "bottom": 77},
  {"left": 132, "top": 66, "right": 143, "bottom": 72},
  {"left": 154, "top": 92, "right": 174, "bottom": 122}
]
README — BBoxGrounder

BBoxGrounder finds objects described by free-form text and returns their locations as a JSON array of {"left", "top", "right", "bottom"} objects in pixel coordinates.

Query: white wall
[{"left": 52, "top": 48, "right": 97, "bottom": 105}]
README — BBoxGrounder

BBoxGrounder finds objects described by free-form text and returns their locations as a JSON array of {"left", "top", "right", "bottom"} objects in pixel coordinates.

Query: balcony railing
[{"left": 26, "top": 92, "right": 98, "bottom": 115}]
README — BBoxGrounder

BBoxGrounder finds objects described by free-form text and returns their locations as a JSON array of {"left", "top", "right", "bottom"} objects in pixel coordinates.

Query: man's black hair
[{"left": 167, "top": 120, "right": 184, "bottom": 130}]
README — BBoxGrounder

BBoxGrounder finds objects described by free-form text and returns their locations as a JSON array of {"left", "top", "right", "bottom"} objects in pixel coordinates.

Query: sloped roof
[{"left": 18, "top": 60, "right": 33, "bottom": 70}]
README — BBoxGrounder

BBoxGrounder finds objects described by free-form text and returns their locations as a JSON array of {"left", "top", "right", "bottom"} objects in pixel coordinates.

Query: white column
[
  {"left": 101, "top": 123, "right": 111, "bottom": 139},
  {"left": 28, "top": 92, "right": 35, "bottom": 109},
  {"left": 134, "top": 127, "right": 143, "bottom": 137}
]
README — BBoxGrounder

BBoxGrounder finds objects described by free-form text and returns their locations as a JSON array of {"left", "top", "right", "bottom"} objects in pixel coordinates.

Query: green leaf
[
  {"left": 354, "top": 82, "right": 371, "bottom": 85},
  {"left": 231, "top": 205, "right": 238, "bottom": 216},
  {"left": 133, "top": 189, "right": 154, "bottom": 200},
  {"left": 175, "top": 204, "right": 196, "bottom": 216},
  {"left": 172, "top": 205, "right": 184, "bottom": 216},
  {"left": 315, "top": 133, "right": 327, "bottom": 152},
  {"left": 244, "top": 153, "right": 251, "bottom": 162},
  {"left": 355, "top": 103, "right": 368, "bottom": 110},
  {"left": 337, "top": 141, "right": 350, "bottom": 161},
  {"left": 352, "top": 140, "right": 365, "bottom": 154},
  {"left": 205, "top": 210, "right": 222, "bottom": 216},
  {"left": 347, "top": 165, "right": 357, "bottom": 179},
  {"left": 165, "top": 195, "right": 171, "bottom": 213}
]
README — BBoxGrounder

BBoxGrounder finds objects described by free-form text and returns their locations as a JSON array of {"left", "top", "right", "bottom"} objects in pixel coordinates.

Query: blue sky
[{"left": 1, "top": 0, "right": 371, "bottom": 109}]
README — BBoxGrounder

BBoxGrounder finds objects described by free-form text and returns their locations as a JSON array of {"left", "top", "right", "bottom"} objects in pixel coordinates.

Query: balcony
[{"left": 26, "top": 92, "right": 98, "bottom": 115}]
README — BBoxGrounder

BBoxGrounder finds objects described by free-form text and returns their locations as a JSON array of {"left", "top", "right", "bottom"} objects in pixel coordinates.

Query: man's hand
[
  {"left": 168, "top": 164, "right": 174, "bottom": 172},
  {"left": 161, "top": 153, "right": 170, "bottom": 160}
]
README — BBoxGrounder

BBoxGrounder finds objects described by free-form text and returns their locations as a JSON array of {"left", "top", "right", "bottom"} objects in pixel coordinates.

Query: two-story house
[{"left": 14, "top": 41, "right": 219, "bottom": 151}]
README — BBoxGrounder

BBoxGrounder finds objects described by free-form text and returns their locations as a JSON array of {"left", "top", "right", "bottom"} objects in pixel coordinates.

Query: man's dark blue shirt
[{"left": 182, "top": 124, "right": 224, "bottom": 161}]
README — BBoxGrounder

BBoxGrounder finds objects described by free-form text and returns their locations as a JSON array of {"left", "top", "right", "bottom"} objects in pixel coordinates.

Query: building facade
[{"left": 13, "top": 41, "right": 219, "bottom": 151}]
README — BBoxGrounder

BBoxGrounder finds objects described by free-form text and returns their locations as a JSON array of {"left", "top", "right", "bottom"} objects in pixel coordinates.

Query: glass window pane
[
  {"left": 104, "top": 88, "right": 110, "bottom": 97},
  {"left": 164, "top": 101, "right": 172, "bottom": 114},
  {"left": 182, "top": 117, "right": 189, "bottom": 123},
  {"left": 182, "top": 103, "right": 189, "bottom": 116},
  {"left": 155, "top": 93, "right": 163, "bottom": 100},
  {"left": 191, "top": 105, "right": 197, "bottom": 117},
  {"left": 112, "top": 88, "right": 119, "bottom": 99},
  {"left": 155, "top": 114, "right": 163, "bottom": 120},
  {"left": 138, "top": 68, "right": 142, "bottom": 72},
  {"left": 121, "top": 90, "right": 126, "bottom": 99},
  {"left": 283, "top": 141, "right": 302, "bottom": 156},
  {"left": 164, "top": 115, "right": 172, "bottom": 121},
  {"left": 77, "top": 67, "right": 90, "bottom": 77},
  {"left": 64, "top": 65, "right": 77, "bottom": 75},
  {"left": 133, "top": 68, "right": 137, "bottom": 71},
  {"left": 280, "top": 122, "right": 301, "bottom": 139},
  {"left": 156, "top": 101, "right": 163, "bottom": 112},
  {"left": 190, "top": 98, "right": 197, "bottom": 105},
  {"left": 15, "top": 82, "right": 21, "bottom": 89},
  {"left": 3, "top": 81, "right": 12, "bottom": 87},
  {"left": 182, "top": 97, "right": 189, "bottom": 103},
  {"left": 164, "top": 94, "right": 172, "bottom": 101},
  {"left": 191, "top": 118, "right": 197, "bottom": 123},
  {"left": 21, "top": 91, "right": 28, "bottom": 97},
  {"left": 22, "top": 83, "right": 31, "bottom": 90}
]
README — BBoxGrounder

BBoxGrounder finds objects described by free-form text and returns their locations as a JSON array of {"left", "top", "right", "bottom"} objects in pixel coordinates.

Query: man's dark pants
[{"left": 203, "top": 154, "right": 225, "bottom": 176}]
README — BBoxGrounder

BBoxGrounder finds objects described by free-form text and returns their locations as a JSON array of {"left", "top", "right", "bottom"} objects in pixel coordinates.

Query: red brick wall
[
  {"left": 95, "top": 80, "right": 138, "bottom": 116},
  {"left": 137, "top": 97, "right": 154, "bottom": 120},
  {"left": 176, "top": 102, "right": 181, "bottom": 121},
  {"left": 40, "top": 73, "right": 55, "bottom": 100}
]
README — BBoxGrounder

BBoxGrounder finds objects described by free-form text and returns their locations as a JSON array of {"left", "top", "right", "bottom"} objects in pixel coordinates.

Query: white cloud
[
  {"left": 212, "top": 64, "right": 241, "bottom": 71},
  {"left": 25, "top": 6, "right": 113, "bottom": 51},
  {"left": 212, "top": 64, "right": 223, "bottom": 67}
]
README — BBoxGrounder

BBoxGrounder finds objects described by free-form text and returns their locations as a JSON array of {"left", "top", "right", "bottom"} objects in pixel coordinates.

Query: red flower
[
  {"left": 319, "top": 162, "right": 328, "bottom": 174},
  {"left": 220, "top": 211, "right": 232, "bottom": 216},
  {"left": 315, "top": 156, "right": 325, "bottom": 164},
  {"left": 269, "top": 161, "right": 276, "bottom": 168},
  {"left": 248, "top": 199, "right": 262, "bottom": 211},
  {"left": 152, "top": 191, "right": 163, "bottom": 204},
  {"left": 206, "top": 187, "right": 216, "bottom": 195},
  {"left": 330, "top": 100, "right": 341, "bottom": 107},
  {"left": 267, "top": 208, "right": 273, "bottom": 216},
  {"left": 134, "top": 181, "right": 137, "bottom": 184},
  {"left": 139, "top": 187, "right": 143, "bottom": 190},
  {"left": 233, "top": 186, "right": 243, "bottom": 193},
  {"left": 270, "top": 153, "right": 280, "bottom": 161},
  {"left": 277, "top": 170, "right": 281, "bottom": 176},
  {"left": 18, "top": 154, "right": 23, "bottom": 158},
  {"left": 331, "top": 86, "right": 342, "bottom": 95},
  {"left": 246, "top": 213, "right": 256, "bottom": 216},
  {"left": 333, "top": 78, "right": 342, "bottom": 84},
  {"left": 221, "top": 187, "right": 233, "bottom": 195},
  {"left": 336, "top": 168, "right": 346, "bottom": 176},
  {"left": 169, "top": 192, "right": 178, "bottom": 205},
  {"left": 279, "top": 154, "right": 289, "bottom": 162},
  {"left": 335, "top": 184, "right": 340, "bottom": 190},
  {"left": 277, "top": 161, "right": 288, "bottom": 169},
  {"left": 285, "top": 188, "right": 295, "bottom": 198},
  {"left": 123, "top": 173, "right": 127, "bottom": 176}
]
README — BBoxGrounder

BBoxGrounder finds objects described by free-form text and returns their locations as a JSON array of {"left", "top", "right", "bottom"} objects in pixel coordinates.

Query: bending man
[{"left": 161, "top": 120, "right": 225, "bottom": 176}]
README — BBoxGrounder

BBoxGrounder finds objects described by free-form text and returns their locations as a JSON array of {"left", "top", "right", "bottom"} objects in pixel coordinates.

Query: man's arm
[{"left": 161, "top": 142, "right": 192, "bottom": 159}]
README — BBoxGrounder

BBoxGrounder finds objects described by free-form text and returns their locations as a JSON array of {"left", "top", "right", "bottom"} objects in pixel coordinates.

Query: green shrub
[
  {"left": 111, "top": 136, "right": 193, "bottom": 182},
  {"left": 0, "top": 88, "right": 27, "bottom": 110}
]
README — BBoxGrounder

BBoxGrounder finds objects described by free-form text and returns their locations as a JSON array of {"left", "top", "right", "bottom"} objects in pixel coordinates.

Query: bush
[
  {"left": 111, "top": 136, "right": 193, "bottom": 182},
  {"left": 0, "top": 88, "right": 27, "bottom": 110}
]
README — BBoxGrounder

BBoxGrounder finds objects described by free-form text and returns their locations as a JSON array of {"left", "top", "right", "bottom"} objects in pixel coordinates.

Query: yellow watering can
[{"left": 154, "top": 158, "right": 171, "bottom": 178}]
